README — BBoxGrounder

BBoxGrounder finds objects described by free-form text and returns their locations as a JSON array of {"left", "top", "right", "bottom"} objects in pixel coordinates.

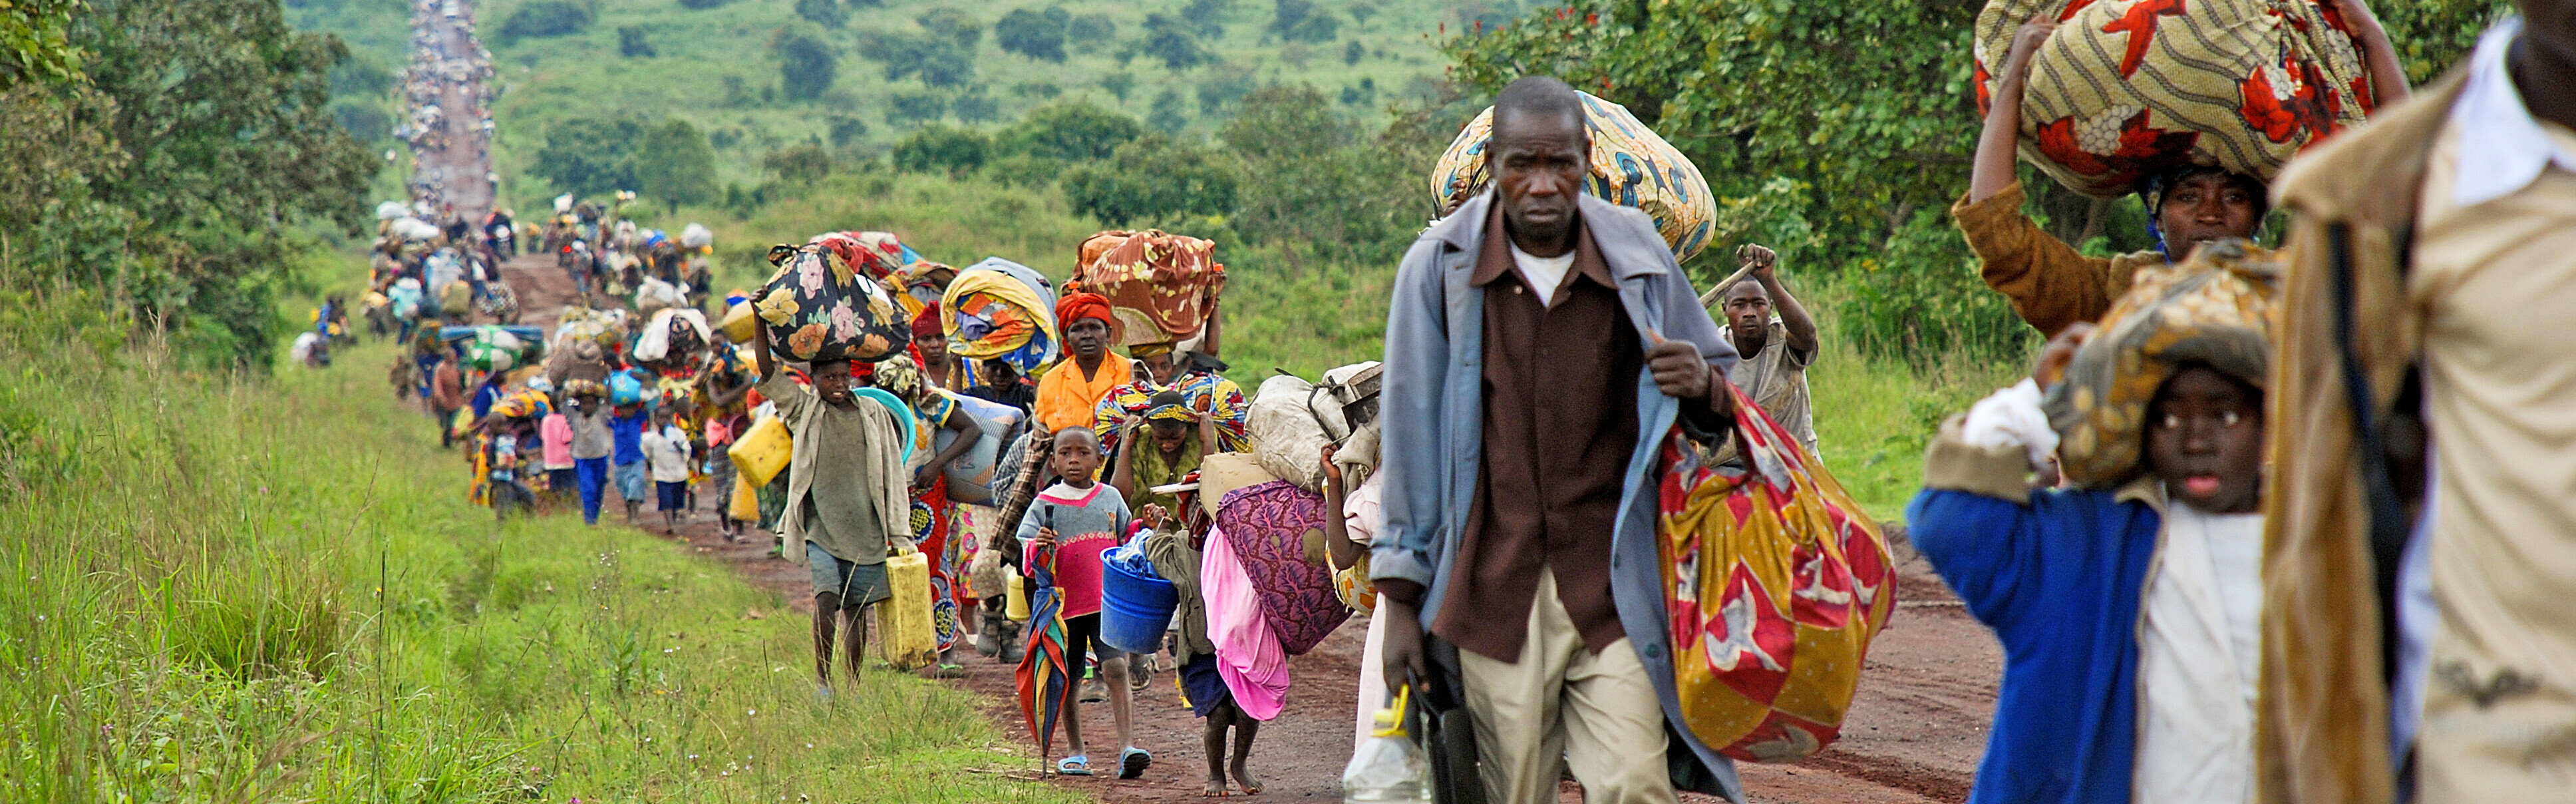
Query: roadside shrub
[
  {"left": 498, "top": 1, "right": 589, "bottom": 39},
  {"left": 893, "top": 124, "right": 991, "bottom": 177}
]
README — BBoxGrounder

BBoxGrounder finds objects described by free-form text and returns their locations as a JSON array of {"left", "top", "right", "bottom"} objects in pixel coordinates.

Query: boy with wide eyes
[{"left": 1909, "top": 266, "right": 2275, "bottom": 804}]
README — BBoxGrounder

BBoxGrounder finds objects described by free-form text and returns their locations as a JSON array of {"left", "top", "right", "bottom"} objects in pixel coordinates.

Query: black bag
[{"left": 1408, "top": 639, "right": 1485, "bottom": 804}]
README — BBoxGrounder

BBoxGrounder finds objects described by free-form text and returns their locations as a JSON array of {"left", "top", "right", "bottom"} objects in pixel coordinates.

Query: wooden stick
[{"left": 1696, "top": 262, "right": 1762, "bottom": 309}]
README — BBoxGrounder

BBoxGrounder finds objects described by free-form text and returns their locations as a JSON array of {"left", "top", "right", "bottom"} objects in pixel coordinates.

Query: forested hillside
[{"left": 292, "top": 0, "right": 1509, "bottom": 202}]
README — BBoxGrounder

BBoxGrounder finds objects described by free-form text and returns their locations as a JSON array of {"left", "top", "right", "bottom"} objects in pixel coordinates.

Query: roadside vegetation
[{"left": 0, "top": 286, "right": 1080, "bottom": 803}]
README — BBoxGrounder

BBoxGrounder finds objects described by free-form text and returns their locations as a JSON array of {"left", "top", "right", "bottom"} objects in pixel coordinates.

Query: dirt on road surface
[{"left": 403, "top": 0, "right": 494, "bottom": 224}]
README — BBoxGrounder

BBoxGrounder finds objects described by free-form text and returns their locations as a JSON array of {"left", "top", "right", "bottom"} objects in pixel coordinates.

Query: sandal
[
  {"left": 1056, "top": 755, "right": 1092, "bottom": 776},
  {"left": 1119, "top": 747, "right": 1152, "bottom": 779},
  {"left": 933, "top": 664, "right": 966, "bottom": 679}
]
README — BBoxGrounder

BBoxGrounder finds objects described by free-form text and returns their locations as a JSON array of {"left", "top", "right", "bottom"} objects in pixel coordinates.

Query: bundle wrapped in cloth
[
  {"left": 808, "top": 230, "right": 913, "bottom": 282},
  {"left": 1973, "top": 0, "right": 2379, "bottom": 198},
  {"left": 2045, "top": 238, "right": 2281, "bottom": 487},
  {"left": 633, "top": 307, "right": 712, "bottom": 367},
  {"left": 444, "top": 325, "right": 547, "bottom": 372},
  {"left": 1432, "top": 91, "right": 1716, "bottom": 262},
  {"left": 1073, "top": 230, "right": 1224, "bottom": 347},
  {"left": 751, "top": 242, "right": 910, "bottom": 363},
  {"left": 941, "top": 257, "right": 1058, "bottom": 378}
]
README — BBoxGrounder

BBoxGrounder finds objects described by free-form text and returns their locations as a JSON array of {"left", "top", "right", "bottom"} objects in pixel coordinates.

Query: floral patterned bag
[
  {"left": 1657, "top": 383, "right": 1897, "bottom": 763},
  {"left": 750, "top": 243, "right": 909, "bottom": 363}
]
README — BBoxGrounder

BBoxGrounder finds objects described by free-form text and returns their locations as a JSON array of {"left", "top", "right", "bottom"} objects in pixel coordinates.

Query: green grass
[{"left": 0, "top": 277, "right": 1082, "bottom": 803}]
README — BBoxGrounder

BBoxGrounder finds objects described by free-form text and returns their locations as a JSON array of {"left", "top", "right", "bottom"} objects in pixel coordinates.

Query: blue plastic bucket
[{"left": 1100, "top": 560, "right": 1179, "bottom": 654}]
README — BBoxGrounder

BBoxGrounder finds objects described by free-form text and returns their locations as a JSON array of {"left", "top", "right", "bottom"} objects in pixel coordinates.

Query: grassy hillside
[
  {"left": 291, "top": 0, "right": 1507, "bottom": 208},
  {"left": 0, "top": 282, "right": 1080, "bottom": 803}
]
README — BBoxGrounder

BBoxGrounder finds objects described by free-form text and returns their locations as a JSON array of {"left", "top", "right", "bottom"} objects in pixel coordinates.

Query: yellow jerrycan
[
  {"left": 882, "top": 551, "right": 939, "bottom": 670},
  {"left": 728, "top": 416, "right": 792, "bottom": 487}
]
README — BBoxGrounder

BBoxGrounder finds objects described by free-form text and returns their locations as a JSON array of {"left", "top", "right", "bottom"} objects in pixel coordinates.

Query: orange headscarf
[{"left": 1054, "top": 291, "right": 1120, "bottom": 344}]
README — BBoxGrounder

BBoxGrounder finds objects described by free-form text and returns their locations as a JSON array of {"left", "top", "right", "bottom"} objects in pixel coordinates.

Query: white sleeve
[{"left": 1959, "top": 379, "right": 2058, "bottom": 469}]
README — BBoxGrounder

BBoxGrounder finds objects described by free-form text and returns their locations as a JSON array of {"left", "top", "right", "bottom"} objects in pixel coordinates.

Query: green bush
[
  {"left": 998, "top": 99, "right": 1142, "bottom": 162},
  {"left": 1837, "top": 207, "right": 2036, "bottom": 365},
  {"left": 498, "top": 0, "right": 589, "bottom": 39},
  {"left": 892, "top": 124, "right": 992, "bottom": 176}
]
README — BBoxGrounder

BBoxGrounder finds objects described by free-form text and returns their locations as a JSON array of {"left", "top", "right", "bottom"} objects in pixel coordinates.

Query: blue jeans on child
[
  {"left": 575, "top": 457, "right": 610, "bottom": 524},
  {"left": 613, "top": 461, "right": 647, "bottom": 505}
]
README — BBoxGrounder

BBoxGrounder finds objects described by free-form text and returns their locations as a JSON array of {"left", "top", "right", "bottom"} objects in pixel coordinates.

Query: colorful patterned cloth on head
[
  {"left": 2044, "top": 239, "right": 2282, "bottom": 489},
  {"left": 1072, "top": 230, "right": 1223, "bottom": 347},
  {"left": 807, "top": 231, "right": 913, "bottom": 281},
  {"left": 1090, "top": 371, "right": 1251, "bottom": 458},
  {"left": 942, "top": 259, "right": 1058, "bottom": 379},
  {"left": 1433, "top": 90, "right": 1716, "bottom": 261},
  {"left": 911, "top": 302, "right": 944, "bottom": 339}
]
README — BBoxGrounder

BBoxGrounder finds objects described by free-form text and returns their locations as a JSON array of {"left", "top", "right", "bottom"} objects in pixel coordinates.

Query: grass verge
[{"left": 0, "top": 284, "right": 1078, "bottom": 803}]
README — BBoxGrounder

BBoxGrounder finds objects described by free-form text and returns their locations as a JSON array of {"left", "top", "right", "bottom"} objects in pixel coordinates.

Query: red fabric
[
  {"left": 911, "top": 302, "right": 943, "bottom": 338},
  {"left": 1054, "top": 292, "right": 1118, "bottom": 342}
]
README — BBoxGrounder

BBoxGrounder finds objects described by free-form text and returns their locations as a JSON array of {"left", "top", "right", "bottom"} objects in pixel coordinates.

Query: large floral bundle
[
  {"left": 1973, "top": 0, "right": 2378, "bottom": 198},
  {"left": 751, "top": 244, "right": 910, "bottom": 363}
]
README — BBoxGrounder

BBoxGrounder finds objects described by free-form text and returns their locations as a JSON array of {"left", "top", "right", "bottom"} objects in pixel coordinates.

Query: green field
[{"left": 0, "top": 282, "right": 1082, "bottom": 803}]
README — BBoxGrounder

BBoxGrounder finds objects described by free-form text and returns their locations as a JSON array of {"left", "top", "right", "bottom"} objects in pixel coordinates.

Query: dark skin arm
[
  {"left": 1742, "top": 245, "right": 1818, "bottom": 357},
  {"left": 915, "top": 407, "right": 979, "bottom": 491},
  {"left": 1320, "top": 445, "right": 1363, "bottom": 569},
  {"left": 2332, "top": 0, "right": 2410, "bottom": 107},
  {"left": 1971, "top": 13, "right": 2058, "bottom": 205},
  {"left": 751, "top": 322, "right": 776, "bottom": 380},
  {"left": 1108, "top": 417, "right": 1144, "bottom": 501}
]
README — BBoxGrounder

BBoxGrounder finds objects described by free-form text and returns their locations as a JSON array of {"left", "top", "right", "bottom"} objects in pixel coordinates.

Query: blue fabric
[
  {"left": 1177, "top": 652, "right": 1230, "bottom": 717},
  {"left": 1905, "top": 487, "right": 2164, "bottom": 804},
  {"left": 470, "top": 380, "right": 504, "bottom": 421},
  {"left": 1369, "top": 189, "right": 1744, "bottom": 799},
  {"left": 576, "top": 457, "right": 609, "bottom": 524},
  {"left": 657, "top": 480, "right": 688, "bottom": 512},
  {"left": 609, "top": 411, "right": 647, "bottom": 463}
]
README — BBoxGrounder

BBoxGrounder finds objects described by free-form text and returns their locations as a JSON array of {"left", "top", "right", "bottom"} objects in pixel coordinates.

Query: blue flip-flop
[
  {"left": 1119, "top": 747, "right": 1152, "bottom": 779},
  {"left": 1057, "top": 755, "right": 1092, "bottom": 776}
]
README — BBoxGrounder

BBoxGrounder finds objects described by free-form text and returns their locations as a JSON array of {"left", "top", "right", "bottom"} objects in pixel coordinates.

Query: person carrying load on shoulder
[
  {"left": 1712, "top": 244, "right": 1821, "bottom": 458},
  {"left": 1958, "top": 0, "right": 2408, "bottom": 337},
  {"left": 1908, "top": 244, "right": 2279, "bottom": 804},
  {"left": 1374, "top": 76, "right": 1742, "bottom": 804},
  {"left": 2263, "top": 7, "right": 2576, "bottom": 802}
]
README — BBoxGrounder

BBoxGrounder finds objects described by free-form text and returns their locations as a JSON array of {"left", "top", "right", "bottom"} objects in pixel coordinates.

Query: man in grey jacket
[{"left": 1371, "top": 76, "right": 1744, "bottom": 804}]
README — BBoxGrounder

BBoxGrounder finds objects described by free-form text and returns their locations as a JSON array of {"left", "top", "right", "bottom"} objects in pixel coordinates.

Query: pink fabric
[
  {"left": 1202, "top": 524, "right": 1288, "bottom": 721},
  {"left": 704, "top": 418, "right": 732, "bottom": 447},
  {"left": 540, "top": 413, "right": 575, "bottom": 469},
  {"left": 1029, "top": 483, "right": 1117, "bottom": 618}
]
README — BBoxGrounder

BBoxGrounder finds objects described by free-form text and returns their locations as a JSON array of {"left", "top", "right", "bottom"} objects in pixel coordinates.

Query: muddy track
[{"left": 405, "top": 0, "right": 494, "bottom": 224}]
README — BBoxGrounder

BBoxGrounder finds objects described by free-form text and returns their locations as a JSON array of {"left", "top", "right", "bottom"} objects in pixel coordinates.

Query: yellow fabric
[
  {"left": 2402, "top": 114, "right": 2576, "bottom": 803},
  {"left": 942, "top": 267, "right": 1051, "bottom": 359},
  {"left": 2257, "top": 68, "right": 2466, "bottom": 804},
  {"left": 1033, "top": 357, "right": 1130, "bottom": 433},
  {"left": 1952, "top": 181, "right": 2166, "bottom": 337}
]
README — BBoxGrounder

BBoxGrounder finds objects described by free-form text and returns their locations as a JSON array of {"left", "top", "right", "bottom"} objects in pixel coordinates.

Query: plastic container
[
  {"left": 1099, "top": 553, "right": 1178, "bottom": 655},
  {"left": 1004, "top": 565, "right": 1031, "bottom": 622},
  {"left": 726, "top": 469, "right": 759, "bottom": 521},
  {"left": 883, "top": 552, "right": 939, "bottom": 670},
  {"left": 729, "top": 416, "right": 792, "bottom": 487},
  {"left": 1342, "top": 687, "right": 1432, "bottom": 803}
]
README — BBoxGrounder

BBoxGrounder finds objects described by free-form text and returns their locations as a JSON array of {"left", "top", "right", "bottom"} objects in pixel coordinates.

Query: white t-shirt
[
  {"left": 643, "top": 426, "right": 691, "bottom": 483},
  {"left": 1508, "top": 243, "right": 1576, "bottom": 306},
  {"left": 2132, "top": 502, "right": 2266, "bottom": 804}
]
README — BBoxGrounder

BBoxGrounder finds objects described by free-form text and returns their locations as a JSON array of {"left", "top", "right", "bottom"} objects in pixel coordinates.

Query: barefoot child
[
  {"left": 1909, "top": 248, "right": 2277, "bottom": 803},
  {"left": 1016, "top": 427, "right": 1150, "bottom": 779},
  {"left": 1142, "top": 499, "right": 1263, "bottom": 795}
]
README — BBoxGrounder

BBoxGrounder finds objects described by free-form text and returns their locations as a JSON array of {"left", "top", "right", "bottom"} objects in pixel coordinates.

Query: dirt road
[{"left": 404, "top": 0, "right": 494, "bottom": 224}]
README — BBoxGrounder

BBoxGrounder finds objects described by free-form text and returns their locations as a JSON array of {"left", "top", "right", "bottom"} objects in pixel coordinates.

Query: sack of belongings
[
  {"left": 1655, "top": 382, "right": 1899, "bottom": 763},
  {"left": 1433, "top": 90, "right": 1718, "bottom": 262},
  {"left": 1973, "top": 0, "right": 2380, "bottom": 198},
  {"left": 1247, "top": 362, "right": 1382, "bottom": 493},
  {"left": 751, "top": 242, "right": 911, "bottom": 364},
  {"left": 1072, "top": 230, "right": 1224, "bottom": 347},
  {"left": 633, "top": 307, "right": 712, "bottom": 366},
  {"left": 941, "top": 257, "right": 1059, "bottom": 379},
  {"left": 2044, "top": 238, "right": 2281, "bottom": 487}
]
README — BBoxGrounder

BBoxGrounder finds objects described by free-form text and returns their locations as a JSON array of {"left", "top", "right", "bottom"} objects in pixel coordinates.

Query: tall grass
[{"left": 0, "top": 282, "right": 1079, "bottom": 803}]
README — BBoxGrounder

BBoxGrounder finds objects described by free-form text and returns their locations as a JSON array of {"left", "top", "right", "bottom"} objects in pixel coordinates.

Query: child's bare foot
[
  {"left": 1202, "top": 773, "right": 1229, "bottom": 797},
  {"left": 1229, "top": 760, "right": 1261, "bottom": 795}
]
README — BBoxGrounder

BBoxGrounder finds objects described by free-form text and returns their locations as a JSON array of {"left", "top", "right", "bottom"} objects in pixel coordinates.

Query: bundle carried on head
[
  {"left": 1432, "top": 90, "right": 1716, "bottom": 262},
  {"left": 1973, "top": 0, "right": 2380, "bottom": 198},
  {"left": 941, "top": 257, "right": 1059, "bottom": 379},
  {"left": 1071, "top": 230, "right": 1224, "bottom": 348},
  {"left": 751, "top": 242, "right": 911, "bottom": 364},
  {"left": 2045, "top": 239, "right": 2281, "bottom": 488}
]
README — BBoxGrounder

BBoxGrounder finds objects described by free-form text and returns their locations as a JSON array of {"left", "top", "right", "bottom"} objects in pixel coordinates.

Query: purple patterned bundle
[{"left": 1215, "top": 481, "right": 1350, "bottom": 655}]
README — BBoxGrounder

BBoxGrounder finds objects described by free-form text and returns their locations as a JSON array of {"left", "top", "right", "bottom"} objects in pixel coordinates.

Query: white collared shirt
[
  {"left": 1508, "top": 242, "right": 1576, "bottom": 306},
  {"left": 2446, "top": 17, "right": 2576, "bottom": 208}
]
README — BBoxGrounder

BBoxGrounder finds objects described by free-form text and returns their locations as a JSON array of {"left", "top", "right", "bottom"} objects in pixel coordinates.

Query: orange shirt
[{"left": 1034, "top": 355, "right": 1132, "bottom": 433}]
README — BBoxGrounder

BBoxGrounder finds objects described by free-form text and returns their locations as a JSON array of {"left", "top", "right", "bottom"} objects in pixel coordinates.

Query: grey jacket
[{"left": 1371, "top": 189, "right": 1743, "bottom": 799}]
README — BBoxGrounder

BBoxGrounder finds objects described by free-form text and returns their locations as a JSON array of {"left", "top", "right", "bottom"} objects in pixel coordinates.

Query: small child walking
[
  {"left": 1015, "top": 427, "right": 1150, "bottom": 779},
  {"left": 643, "top": 409, "right": 692, "bottom": 532},
  {"left": 1142, "top": 499, "right": 1262, "bottom": 795}
]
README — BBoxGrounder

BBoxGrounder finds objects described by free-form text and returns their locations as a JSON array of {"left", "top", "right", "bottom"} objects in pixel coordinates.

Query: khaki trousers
[{"left": 1459, "top": 568, "right": 1678, "bottom": 804}]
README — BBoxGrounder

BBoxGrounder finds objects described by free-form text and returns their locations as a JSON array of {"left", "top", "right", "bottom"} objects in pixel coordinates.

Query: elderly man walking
[{"left": 1372, "top": 76, "right": 1744, "bottom": 804}]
